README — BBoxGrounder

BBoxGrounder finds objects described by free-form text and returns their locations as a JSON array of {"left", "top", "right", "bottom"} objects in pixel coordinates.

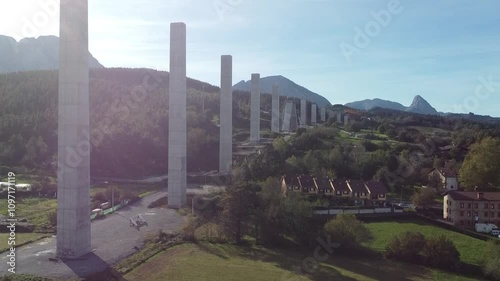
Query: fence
[{"left": 314, "top": 207, "right": 404, "bottom": 215}]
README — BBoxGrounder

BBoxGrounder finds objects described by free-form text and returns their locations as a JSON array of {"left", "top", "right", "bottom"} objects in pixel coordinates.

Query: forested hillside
[{"left": 0, "top": 68, "right": 287, "bottom": 178}]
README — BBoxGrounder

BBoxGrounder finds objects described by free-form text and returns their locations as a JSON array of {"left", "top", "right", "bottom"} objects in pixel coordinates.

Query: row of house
[{"left": 281, "top": 175, "right": 388, "bottom": 204}]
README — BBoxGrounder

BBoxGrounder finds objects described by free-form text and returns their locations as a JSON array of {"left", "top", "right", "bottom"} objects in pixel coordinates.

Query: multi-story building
[{"left": 444, "top": 191, "right": 500, "bottom": 228}]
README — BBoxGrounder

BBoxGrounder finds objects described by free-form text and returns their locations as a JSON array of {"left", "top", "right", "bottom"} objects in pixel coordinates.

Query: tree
[
  {"left": 411, "top": 188, "right": 437, "bottom": 209},
  {"left": 219, "top": 183, "right": 260, "bottom": 244},
  {"left": 460, "top": 137, "right": 500, "bottom": 190},
  {"left": 428, "top": 172, "right": 443, "bottom": 190},
  {"left": 323, "top": 214, "right": 372, "bottom": 251},
  {"left": 385, "top": 231, "right": 426, "bottom": 262},
  {"left": 421, "top": 235, "right": 460, "bottom": 270}
]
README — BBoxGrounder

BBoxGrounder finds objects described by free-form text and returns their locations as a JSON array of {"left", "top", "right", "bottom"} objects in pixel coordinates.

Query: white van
[{"left": 492, "top": 228, "right": 500, "bottom": 236}]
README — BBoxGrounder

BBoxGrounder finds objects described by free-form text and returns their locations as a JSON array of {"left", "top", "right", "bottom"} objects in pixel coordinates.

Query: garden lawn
[{"left": 365, "top": 220, "right": 487, "bottom": 265}]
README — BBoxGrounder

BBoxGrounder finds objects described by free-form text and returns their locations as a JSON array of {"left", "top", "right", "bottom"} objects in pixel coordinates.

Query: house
[
  {"left": 313, "top": 177, "right": 334, "bottom": 195},
  {"left": 364, "top": 181, "right": 388, "bottom": 202},
  {"left": 330, "top": 179, "right": 351, "bottom": 197},
  {"left": 346, "top": 180, "right": 370, "bottom": 203},
  {"left": 281, "top": 175, "right": 301, "bottom": 194},
  {"left": 298, "top": 175, "right": 317, "bottom": 194},
  {"left": 444, "top": 191, "right": 500, "bottom": 229},
  {"left": 430, "top": 168, "right": 458, "bottom": 190}
]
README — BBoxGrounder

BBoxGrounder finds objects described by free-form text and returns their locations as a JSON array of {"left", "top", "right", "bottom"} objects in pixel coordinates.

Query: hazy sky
[{"left": 1, "top": 0, "right": 500, "bottom": 116}]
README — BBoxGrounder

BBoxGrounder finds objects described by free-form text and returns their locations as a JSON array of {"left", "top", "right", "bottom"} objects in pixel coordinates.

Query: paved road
[{"left": 0, "top": 192, "right": 185, "bottom": 279}]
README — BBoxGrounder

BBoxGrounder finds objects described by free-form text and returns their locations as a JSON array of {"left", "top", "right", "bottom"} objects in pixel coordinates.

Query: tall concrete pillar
[
  {"left": 271, "top": 84, "right": 280, "bottom": 132},
  {"left": 168, "top": 22, "right": 187, "bottom": 208},
  {"left": 250, "top": 73, "right": 260, "bottom": 142},
  {"left": 344, "top": 115, "right": 350, "bottom": 126},
  {"left": 337, "top": 113, "right": 342, "bottom": 124},
  {"left": 311, "top": 104, "right": 317, "bottom": 124},
  {"left": 219, "top": 55, "right": 232, "bottom": 174},
  {"left": 281, "top": 100, "right": 298, "bottom": 132},
  {"left": 320, "top": 107, "right": 326, "bottom": 122},
  {"left": 300, "top": 100, "right": 307, "bottom": 127},
  {"left": 57, "top": 0, "right": 91, "bottom": 258}
]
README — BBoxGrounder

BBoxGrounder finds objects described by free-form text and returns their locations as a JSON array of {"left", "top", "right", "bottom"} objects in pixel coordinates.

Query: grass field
[
  {"left": 90, "top": 183, "right": 159, "bottom": 199},
  {"left": 0, "top": 198, "right": 57, "bottom": 228},
  {"left": 365, "top": 220, "right": 487, "bottom": 265},
  {"left": 124, "top": 243, "right": 482, "bottom": 281},
  {"left": 0, "top": 233, "right": 49, "bottom": 253}
]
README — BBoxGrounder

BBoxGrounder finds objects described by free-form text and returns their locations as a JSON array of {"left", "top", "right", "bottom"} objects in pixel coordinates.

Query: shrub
[
  {"left": 47, "top": 210, "right": 57, "bottom": 226},
  {"left": 482, "top": 240, "right": 500, "bottom": 280},
  {"left": 324, "top": 214, "right": 372, "bottom": 251},
  {"left": 385, "top": 231, "right": 426, "bottom": 263},
  {"left": 421, "top": 235, "right": 460, "bottom": 270}
]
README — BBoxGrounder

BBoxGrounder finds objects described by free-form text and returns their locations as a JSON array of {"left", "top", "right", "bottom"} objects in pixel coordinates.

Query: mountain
[
  {"left": 407, "top": 95, "right": 438, "bottom": 115},
  {"left": 345, "top": 95, "right": 438, "bottom": 115},
  {"left": 0, "top": 35, "right": 103, "bottom": 73},
  {"left": 233, "top": 75, "right": 331, "bottom": 108},
  {"left": 344, "top": 98, "right": 406, "bottom": 112}
]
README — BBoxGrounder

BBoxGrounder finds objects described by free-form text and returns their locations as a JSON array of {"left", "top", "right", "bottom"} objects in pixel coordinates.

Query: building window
[
  {"left": 467, "top": 221, "right": 471, "bottom": 225},
  {"left": 475, "top": 212, "right": 478, "bottom": 217},
  {"left": 492, "top": 204, "right": 495, "bottom": 209},
  {"left": 485, "top": 203, "right": 489, "bottom": 209},
  {"left": 474, "top": 203, "right": 478, "bottom": 208},
  {"left": 460, "top": 211, "right": 464, "bottom": 217},
  {"left": 468, "top": 203, "right": 472, "bottom": 208},
  {"left": 380, "top": 194, "right": 385, "bottom": 198},
  {"left": 467, "top": 211, "right": 471, "bottom": 217},
  {"left": 485, "top": 212, "right": 489, "bottom": 217},
  {"left": 460, "top": 203, "right": 464, "bottom": 208},
  {"left": 491, "top": 212, "right": 495, "bottom": 218},
  {"left": 336, "top": 191, "right": 341, "bottom": 195},
  {"left": 460, "top": 220, "right": 464, "bottom": 225},
  {"left": 343, "top": 191, "right": 348, "bottom": 194},
  {"left": 310, "top": 188, "right": 314, "bottom": 192}
]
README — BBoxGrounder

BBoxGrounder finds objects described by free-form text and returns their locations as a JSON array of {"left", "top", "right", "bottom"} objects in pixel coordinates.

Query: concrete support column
[
  {"left": 300, "top": 99, "right": 307, "bottom": 127},
  {"left": 57, "top": 0, "right": 91, "bottom": 259},
  {"left": 250, "top": 73, "right": 260, "bottom": 142},
  {"left": 320, "top": 107, "right": 326, "bottom": 122},
  {"left": 271, "top": 84, "right": 280, "bottom": 132},
  {"left": 344, "top": 115, "right": 350, "bottom": 126},
  {"left": 219, "top": 55, "right": 232, "bottom": 173},
  {"left": 168, "top": 22, "right": 187, "bottom": 208},
  {"left": 311, "top": 104, "right": 317, "bottom": 124},
  {"left": 337, "top": 113, "right": 342, "bottom": 124}
]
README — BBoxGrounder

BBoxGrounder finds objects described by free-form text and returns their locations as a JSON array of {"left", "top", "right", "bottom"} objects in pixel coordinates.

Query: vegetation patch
[{"left": 365, "top": 219, "right": 487, "bottom": 265}]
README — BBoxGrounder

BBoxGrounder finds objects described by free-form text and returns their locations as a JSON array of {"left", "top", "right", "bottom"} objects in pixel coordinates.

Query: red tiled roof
[
  {"left": 282, "top": 175, "right": 299, "bottom": 187},
  {"left": 298, "top": 175, "right": 315, "bottom": 189},
  {"left": 365, "top": 181, "right": 388, "bottom": 195},
  {"left": 438, "top": 168, "right": 457, "bottom": 178},
  {"left": 347, "top": 180, "right": 368, "bottom": 193},
  {"left": 313, "top": 177, "right": 333, "bottom": 190},
  {"left": 331, "top": 179, "right": 350, "bottom": 192},
  {"left": 447, "top": 191, "right": 500, "bottom": 201}
]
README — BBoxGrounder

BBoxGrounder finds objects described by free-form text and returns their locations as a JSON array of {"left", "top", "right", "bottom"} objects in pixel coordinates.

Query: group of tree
[
  {"left": 187, "top": 176, "right": 373, "bottom": 252},
  {"left": 386, "top": 231, "right": 461, "bottom": 270}
]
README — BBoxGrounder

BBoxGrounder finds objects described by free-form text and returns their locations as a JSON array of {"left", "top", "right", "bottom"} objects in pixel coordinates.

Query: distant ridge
[
  {"left": 345, "top": 95, "right": 438, "bottom": 115},
  {"left": 233, "top": 75, "right": 331, "bottom": 108},
  {"left": 0, "top": 35, "right": 103, "bottom": 73}
]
